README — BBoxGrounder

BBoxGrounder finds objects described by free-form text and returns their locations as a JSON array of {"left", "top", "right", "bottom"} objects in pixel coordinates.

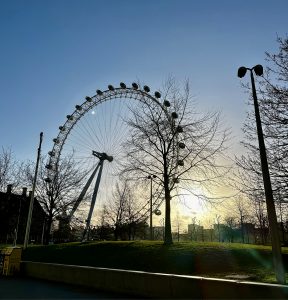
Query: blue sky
[{"left": 0, "top": 0, "right": 287, "bottom": 161}]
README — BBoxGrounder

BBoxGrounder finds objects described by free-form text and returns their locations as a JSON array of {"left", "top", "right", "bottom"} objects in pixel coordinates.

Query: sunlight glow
[{"left": 177, "top": 189, "right": 207, "bottom": 217}]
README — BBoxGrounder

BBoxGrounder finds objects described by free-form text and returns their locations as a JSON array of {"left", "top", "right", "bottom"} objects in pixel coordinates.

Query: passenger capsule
[
  {"left": 163, "top": 100, "right": 170, "bottom": 107},
  {"left": 178, "top": 142, "right": 185, "bottom": 149},
  {"left": 143, "top": 85, "right": 150, "bottom": 93},
  {"left": 171, "top": 112, "right": 178, "bottom": 119},
  {"left": 154, "top": 91, "right": 161, "bottom": 98},
  {"left": 154, "top": 209, "right": 161, "bottom": 216}
]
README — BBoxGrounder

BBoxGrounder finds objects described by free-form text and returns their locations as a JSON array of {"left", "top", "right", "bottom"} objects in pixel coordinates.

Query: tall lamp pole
[
  {"left": 24, "top": 132, "right": 43, "bottom": 249},
  {"left": 147, "top": 175, "right": 156, "bottom": 240},
  {"left": 238, "top": 65, "right": 286, "bottom": 284}
]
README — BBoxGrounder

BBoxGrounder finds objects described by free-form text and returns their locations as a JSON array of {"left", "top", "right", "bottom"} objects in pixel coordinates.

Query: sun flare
[{"left": 177, "top": 190, "right": 206, "bottom": 217}]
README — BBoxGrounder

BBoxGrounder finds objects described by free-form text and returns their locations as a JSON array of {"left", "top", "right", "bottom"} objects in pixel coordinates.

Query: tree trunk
[
  {"left": 163, "top": 158, "right": 173, "bottom": 245},
  {"left": 44, "top": 213, "right": 53, "bottom": 245},
  {"left": 114, "top": 224, "right": 119, "bottom": 240},
  {"left": 164, "top": 194, "right": 172, "bottom": 244},
  {"left": 240, "top": 216, "right": 244, "bottom": 244}
]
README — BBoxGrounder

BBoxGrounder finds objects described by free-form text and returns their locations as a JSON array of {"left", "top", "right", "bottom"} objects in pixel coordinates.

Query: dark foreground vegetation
[{"left": 21, "top": 241, "right": 288, "bottom": 284}]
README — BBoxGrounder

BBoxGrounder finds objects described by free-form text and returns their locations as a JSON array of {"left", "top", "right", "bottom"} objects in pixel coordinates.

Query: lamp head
[
  {"left": 253, "top": 64, "right": 263, "bottom": 76},
  {"left": 237, "top": 67, "right": 247, "bottom": 78}
]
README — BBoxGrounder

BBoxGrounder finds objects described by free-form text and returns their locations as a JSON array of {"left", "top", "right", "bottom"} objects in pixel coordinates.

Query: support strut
[
  {"left": 80, "top": 151, "right": 113, "bottom": 241},
  {"left": 68, "top": 163, "right": 101, "bottom": 222},
  {"left": 82, "top": 160, "right": 104, "bottom": 241}
]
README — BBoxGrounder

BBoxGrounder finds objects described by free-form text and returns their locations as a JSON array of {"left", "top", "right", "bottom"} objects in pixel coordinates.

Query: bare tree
[
  {"left": 188, "top": 216, "right": 198, "bottom": 241},
  {"left": 235, "top": 37, "right": 288, "bottom": 245},
  {"left": 0, "top": 147, "right": 23, "bottom": 192},
  {"left": 260, "top": 37, "right": 288, "bottom": 193},
  {"left": 104, "top": 180, "right": 146, "bottom": 240},
  {"left": 121, "top": 78, "right": 230, "bottom": 244},
  {"left": 234, "top": 196, "right": 249, "bottom": 243},
  {"left": 173, "top": 211, "right": 182, "bottom": 242},
  {"left": 215, "top": 214, "right": 222, "bottom": 242},
  {"left": 250, "top": 194, "right": 269, "bottom": 245},
  {"left": 238, "top": 37, "right": 288, "bottom": 201},
  {"left": 224, "top": 216, "right": 236, "bottom": 243},
  {"left": 104, "top": 181, "right": 128, "bottom": 240},
  {"left": 23, "top": 154, "right": 86, "bottom": 244}
]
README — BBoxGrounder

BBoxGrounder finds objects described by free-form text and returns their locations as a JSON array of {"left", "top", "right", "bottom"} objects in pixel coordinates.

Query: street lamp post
[
  {"left": 147, "top": 175, "right": 156, "bottom": 240},
  {"left": 238, "top": 65, "right": 286, "bottom": 284},
  {"left": 24, "top": 132, "right": 43, "bottom": 249}
]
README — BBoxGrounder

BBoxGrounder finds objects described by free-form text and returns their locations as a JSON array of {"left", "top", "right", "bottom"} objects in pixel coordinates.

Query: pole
[
  {"left": 13, "top": 195, "right": 22, "bottom": 246},
  {"left": 24, "top": 132, "right": 43, "bottom": 249},
  {"left": 250, "top": 71, "right": 286, "bottom": 284}
]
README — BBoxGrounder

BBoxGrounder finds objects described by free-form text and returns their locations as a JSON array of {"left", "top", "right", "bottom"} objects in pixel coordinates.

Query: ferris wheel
[{"left": 45, "top": 82, "right": 181, "bottom": 240}]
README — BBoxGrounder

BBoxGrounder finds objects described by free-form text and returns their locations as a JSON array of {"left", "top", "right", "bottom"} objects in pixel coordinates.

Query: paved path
[{"left": 0, "top": 276, "right": 141, "bottom": 299}]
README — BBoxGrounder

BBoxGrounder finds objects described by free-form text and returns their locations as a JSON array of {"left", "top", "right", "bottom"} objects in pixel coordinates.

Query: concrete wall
[{"left": 21, "top": 261, "right": 288, "bottom": 299}]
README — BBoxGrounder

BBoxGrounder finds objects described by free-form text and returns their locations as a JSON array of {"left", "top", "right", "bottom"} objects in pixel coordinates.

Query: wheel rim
[{"left": 46, "top": 84, "right": 169, "bottom": 224}]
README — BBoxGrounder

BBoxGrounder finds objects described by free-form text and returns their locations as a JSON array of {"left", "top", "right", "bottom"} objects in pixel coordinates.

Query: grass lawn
[
  {"left": 20, "top": 241, "right": 288, "bottom": 284},
  {"left": 0, "top": 244, "right": 12, "bottom": 250}
]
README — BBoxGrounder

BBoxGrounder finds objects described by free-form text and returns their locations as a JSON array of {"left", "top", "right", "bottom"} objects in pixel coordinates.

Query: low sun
[{"left": 177, "top": 189, "right": 207, "bottom": 217}]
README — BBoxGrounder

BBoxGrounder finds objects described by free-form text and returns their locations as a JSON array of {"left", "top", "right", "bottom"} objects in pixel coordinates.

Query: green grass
[
  {"left": 0, "top": 244, "right": 14, "bottom": 250},
  {"left": 21, "top": 241, "right": 288, "bottom": 284}
]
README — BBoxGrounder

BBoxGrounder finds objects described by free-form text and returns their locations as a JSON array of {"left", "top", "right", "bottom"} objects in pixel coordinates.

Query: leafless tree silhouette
[{"left": 121, "top": 78, "right": 231, "bottom": 244}]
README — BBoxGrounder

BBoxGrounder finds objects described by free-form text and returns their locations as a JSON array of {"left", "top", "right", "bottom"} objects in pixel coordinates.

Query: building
[
  {"left": 0, "top": 185, "right": 47, "bottom": 244},
  {"left": 188, "top": 223, "right": 204, "bottom": 241}
]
